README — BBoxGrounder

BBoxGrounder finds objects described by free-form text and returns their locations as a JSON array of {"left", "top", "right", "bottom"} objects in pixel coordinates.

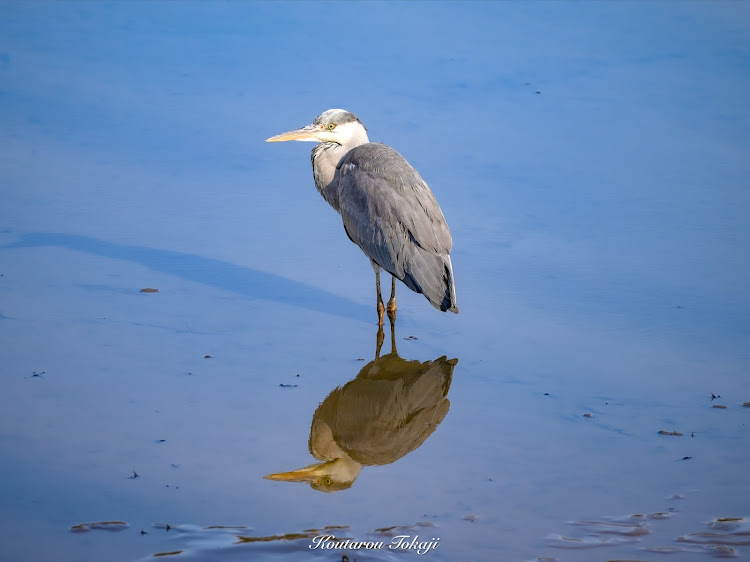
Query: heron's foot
[
  {"left": 377, "top": 301, "right": 385, "bottom": 327},
  {"left": 386, "top": 297, "right": 397, "bottom": 323}
]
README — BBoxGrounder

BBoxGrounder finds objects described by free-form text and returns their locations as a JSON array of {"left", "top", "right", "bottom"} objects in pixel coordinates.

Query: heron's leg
[
  {"left": 373, "top": 262, "right": 385, "bottom": 327},
  {"left": 375, "top": 305, "right": 396, "bottom": 359},
  {"left": 375, "top": 324, "right": 384, "bottom": 358},
  {"left": 389, "top": 315, "right": 397, "bottom": 355},
  {"left": 386, "top": 275, "right": 397, "bottom": 322}
]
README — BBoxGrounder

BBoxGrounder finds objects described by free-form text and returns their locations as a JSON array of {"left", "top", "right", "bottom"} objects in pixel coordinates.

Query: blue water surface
[{"left": 1, "top": 2, "right": 749, "bottom": 561}]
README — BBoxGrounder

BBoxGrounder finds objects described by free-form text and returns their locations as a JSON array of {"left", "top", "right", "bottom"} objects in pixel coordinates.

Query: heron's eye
[
  {"left": 327, "top": 123, "right": 335, "bottom": 130},
  {"left": 323, "top": 477, "right": 332, "bottom": 485}
]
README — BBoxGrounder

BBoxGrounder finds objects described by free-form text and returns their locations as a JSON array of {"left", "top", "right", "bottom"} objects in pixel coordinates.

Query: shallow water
[{"left": 1, "top": 2, "right": 749, "bottom": 561}]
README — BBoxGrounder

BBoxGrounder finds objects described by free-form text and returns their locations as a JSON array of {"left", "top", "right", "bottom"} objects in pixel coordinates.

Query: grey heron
[{"left": 266, "top": 109, "right": 458, "bottom": 326}]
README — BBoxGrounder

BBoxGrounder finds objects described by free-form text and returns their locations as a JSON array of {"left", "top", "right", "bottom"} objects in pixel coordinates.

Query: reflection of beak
[
  {"left": 264, "top": 458, "right": 362, "bottom": 492},
  {"left": 265, "top": 125, "right": 320, "bottom": 143},
  {"left": 264, "top": 462, "right": 325, "bottom": 482}
]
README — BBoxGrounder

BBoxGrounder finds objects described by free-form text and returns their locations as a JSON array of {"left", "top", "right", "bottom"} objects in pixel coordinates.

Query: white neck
[{"left": 311, "top": 121, "right": 370, "bottom": 210}]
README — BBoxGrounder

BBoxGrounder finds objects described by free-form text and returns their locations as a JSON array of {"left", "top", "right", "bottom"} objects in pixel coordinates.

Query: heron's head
[
  {"left": 266, "top": 108, "right": 369, "bottom": 146},
  {"left": 264, "top": 457, "right": 362, "bottom": 493}
]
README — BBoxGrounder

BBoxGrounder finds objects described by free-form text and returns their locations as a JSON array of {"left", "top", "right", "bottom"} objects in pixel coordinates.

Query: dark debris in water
[
  {"left": 569, "top": 520, "right": 649, "bottom": 537},
  {"left": 370, "top": 521, "right": 435, "bottom": 537},
  {"left": 655, "top": 516, "right": 750, "bottom": 557},
  {"left": 645, "top": 543, "right": 738, "bottom": 557},
  {"left": 279, "top": 383, "right": 298, "bottom": 388},
  {"left": 630, "top": 512, "right": 671, "bottom": 520},
  {"left": 128, "top": 471, "right": 139, "bottom": 479},
  {"left": 543, "top": 510, "right": 750, "bottom": 559},
  {"left": 236, "top": 525, "right": 350, "bottom": 544},
  {"left": 140, "top": 287, "right": 159, "bottom": 293},
  {"left": 658, "top": 430, "right": 683, "bottom": 436},
  {"left": 712, "top": 404, "right": 728, "bottom": 409},
  {"left": 642, "top": 546, "right": 683, "bottom": 553},
  {"left": 70, "top": 521, "right": 128, "bottom": 533},
  {"left": 712, "top": 517, "right": 746, "bottom": 527},
  {"left": 546, "top": 512, "right": 679, "bottom": 551},
  {"left": 678, "top": 531, "right": 750, "bottom": 545},
  {"left": 547, "top": 533, "right": 640, "bottom": 549},
  {"left": 403, "top": 335, "right": 418, "bottom": 340}
]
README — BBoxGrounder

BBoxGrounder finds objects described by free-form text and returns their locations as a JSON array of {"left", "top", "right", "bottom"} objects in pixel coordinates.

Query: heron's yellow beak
[
  {"left": 264, "top": 463, "right": 325, "bottom": 482},
  {"left": 265, "top": 125, "right": 321, "bottom": 143}
]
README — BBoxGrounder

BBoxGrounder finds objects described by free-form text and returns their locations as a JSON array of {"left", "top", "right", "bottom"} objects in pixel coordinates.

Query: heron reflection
[{"left": 265, "top": 324, "right": 457, "bottom": 492}]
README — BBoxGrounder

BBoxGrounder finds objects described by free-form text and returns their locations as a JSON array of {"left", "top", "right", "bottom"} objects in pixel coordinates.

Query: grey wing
[{"left": 335, "top": 143, "right": 458, "bottom": 312}]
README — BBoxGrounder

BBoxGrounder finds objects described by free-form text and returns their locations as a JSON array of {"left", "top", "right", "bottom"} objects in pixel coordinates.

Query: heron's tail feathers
[
  {"left": 400, "top": 252, "right": 458, "bottom": 314},
  {"left": 442, "top": 255, "right": 459, "bottom": 314}
]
